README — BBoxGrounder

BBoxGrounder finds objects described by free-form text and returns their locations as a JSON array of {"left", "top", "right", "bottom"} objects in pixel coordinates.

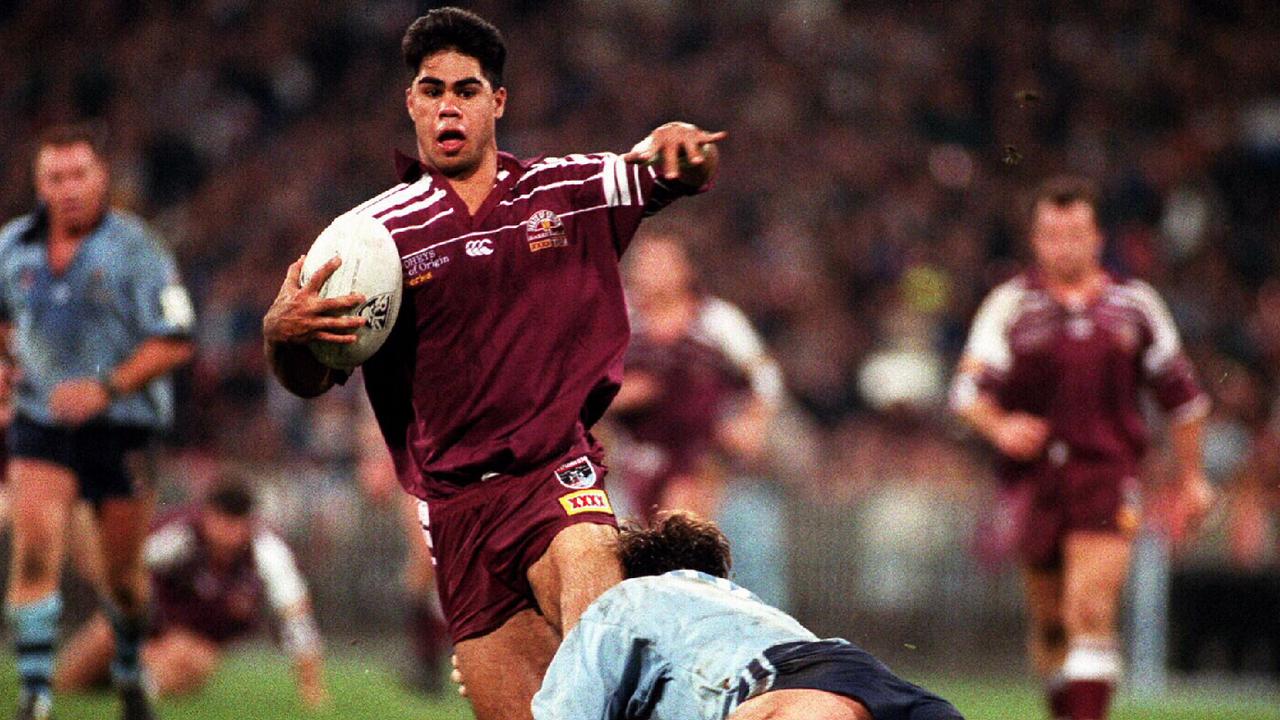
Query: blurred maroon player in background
[
  {"left": 610, "top": 233, "right": 783, "bottom": 523},
  {"left": 54, "top": 478, "right": 327, "bottom": 709},
  {"left": 950, "top": 176, "right": 1215, "bottom": 720}
]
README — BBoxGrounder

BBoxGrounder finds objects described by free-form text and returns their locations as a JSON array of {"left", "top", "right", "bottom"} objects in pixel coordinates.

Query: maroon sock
[{"left": 1066, "top": 679, "right": 1113, "bottom": 720}]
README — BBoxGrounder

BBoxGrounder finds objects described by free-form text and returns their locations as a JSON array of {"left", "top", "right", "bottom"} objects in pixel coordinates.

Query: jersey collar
[{"left": 393, "top": 149, "right": 535, "bottom": 183}]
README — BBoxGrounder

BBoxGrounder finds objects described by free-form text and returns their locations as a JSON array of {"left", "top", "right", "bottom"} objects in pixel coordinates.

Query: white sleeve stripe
[
  {"left": 351, "top": 182, "right": 410, "bottom": 214},
  {"left": 373, "top": 188, "right": 447, "bottom": 222},
  {"left": 251, "top": 532, "right": 309, "bottom": 611},
  {"left": 961, "top": 281, "right": 1023, "bottom": 373},
  {"left": 1121, "top": 282, "right": 1184, "bottom": 374},
  {"left": 497, "top": 173, "right": 605, "bottom": 208},
  {"left": 356, "top": 176, "right": 432, "bottom": 217},
  {"left": 617, "top": 156, "right": 633, "bottom": 206},
  {"left": 632, "top": 163, "right": 644, "bottom": 206},
  {"left": 389, "top": 207, "right": 455, "bottom": 238},
  {"left": 601, "top": 156, "right": 621, "bottom": 207}
]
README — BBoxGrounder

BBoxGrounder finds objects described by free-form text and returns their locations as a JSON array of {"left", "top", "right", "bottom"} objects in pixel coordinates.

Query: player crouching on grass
[
  {"left": 523, "top": 512, "right": 963, "bottom": 720},
  {"left": 53, "top": 478, "right": 327, "bottom": 709}
]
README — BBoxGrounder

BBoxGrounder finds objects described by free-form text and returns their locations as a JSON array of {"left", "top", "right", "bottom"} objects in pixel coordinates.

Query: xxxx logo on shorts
[{"left": 559, "top": 489, "right": 613, "bottom": 516}]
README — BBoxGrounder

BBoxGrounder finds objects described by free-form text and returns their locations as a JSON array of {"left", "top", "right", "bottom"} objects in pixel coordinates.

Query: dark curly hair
[
  {"left": 401, "top": 7, "right": 506, "bottom": 89},
  {"left": 205, "top": 476, "right": 256, "bottom": 518},
  {"left": 617, "top": 512, "right": 733, "bottom": 580}
]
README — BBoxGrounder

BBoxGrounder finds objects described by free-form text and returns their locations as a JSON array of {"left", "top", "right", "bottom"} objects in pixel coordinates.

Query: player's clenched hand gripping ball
[{"left": 299, "top": 213, "right": 403, "bottom": 370}]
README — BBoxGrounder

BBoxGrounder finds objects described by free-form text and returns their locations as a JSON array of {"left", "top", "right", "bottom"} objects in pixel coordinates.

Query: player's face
[
  {"left": 406, "top": 50, "right": 506, "bottom": 178},
  {"left": 33, "top": 142, "right": 109, "bottom": 234},
  {"left": 626, "top": 238, "right": 693, "bottom": 307},
  {"left": 201, "top": 510, "right": 253, "bottom": 561},
  {"left": 1029, "top": 200, "right": 1103, "bottom": 284}
]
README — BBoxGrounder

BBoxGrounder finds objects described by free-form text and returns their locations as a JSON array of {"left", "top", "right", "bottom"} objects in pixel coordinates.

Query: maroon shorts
[
  {"left": 1019, "top": 462, "right": 1142, "bottom": 570},
  {"left": 419, "top": 453, "right": 618, "bottom": 643}
]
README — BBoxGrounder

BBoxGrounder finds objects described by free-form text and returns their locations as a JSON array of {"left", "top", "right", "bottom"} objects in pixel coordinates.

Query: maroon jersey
[
  {"left": 612, "top": 299, "right": 761, "bottom": 514},
  {"left": 143, "top": 511, "right": 309, "bottom": 644},
  {"left": 358, "top": 152, "right": 697, "bottom": 501},
  {"left": 952, "top": 271, "right": 1208, "bottom": 483}
]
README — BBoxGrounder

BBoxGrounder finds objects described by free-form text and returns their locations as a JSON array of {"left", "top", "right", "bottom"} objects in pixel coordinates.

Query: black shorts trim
[
  {"left": 764, "top": 639, "right": 964, "bottom": 720},
  {"left": 7, "top": 414, "right": 155, "bottom": 504}
]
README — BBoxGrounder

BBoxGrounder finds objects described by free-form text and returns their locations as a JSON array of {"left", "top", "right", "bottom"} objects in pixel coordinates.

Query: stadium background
[{"left": 1, "top": 0, "right": 1279, "bottom": 717}]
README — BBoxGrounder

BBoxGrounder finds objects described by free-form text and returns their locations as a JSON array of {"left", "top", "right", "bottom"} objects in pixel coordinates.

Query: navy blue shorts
[
  {"left": 7, "top": 414, "right": 155, "bottom": 505},
  {"left": 764, "top": 639, "right": 964, "bottom": 720}
]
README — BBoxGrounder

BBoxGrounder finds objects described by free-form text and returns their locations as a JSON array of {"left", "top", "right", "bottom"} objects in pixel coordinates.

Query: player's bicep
[{"left": 1131, "top": 282, "right": 1207, "bottom": 417}]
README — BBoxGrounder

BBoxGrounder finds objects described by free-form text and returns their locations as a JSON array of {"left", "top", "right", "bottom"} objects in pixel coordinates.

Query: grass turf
[{"left": 0, "top": 649, "right": 1274, "bottom": 719}]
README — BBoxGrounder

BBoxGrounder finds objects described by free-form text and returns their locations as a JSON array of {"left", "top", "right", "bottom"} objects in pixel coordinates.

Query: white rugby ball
[{"left": 299, "top": 212, "right": 403, "bottom": 370}]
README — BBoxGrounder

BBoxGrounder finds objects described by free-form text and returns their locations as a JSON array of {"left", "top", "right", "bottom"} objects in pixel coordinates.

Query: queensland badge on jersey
[
  {"left": 554, "top": 455, "right": 598, "bottom": 489},
  {"left": 526, "top": 209, "right": 568, "bottom": 252},
  {"left": 559, "top": 489, "right": 613, "bottom": 516}
]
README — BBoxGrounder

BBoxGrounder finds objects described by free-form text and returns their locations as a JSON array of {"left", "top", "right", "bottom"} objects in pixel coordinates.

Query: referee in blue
[{"left": 0, "top": 125, "right": 195, "bottom": 720}]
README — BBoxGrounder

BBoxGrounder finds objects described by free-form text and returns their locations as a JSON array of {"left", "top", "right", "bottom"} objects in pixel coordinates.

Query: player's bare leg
[
  {"left": 6, "top": 459, "right": 77, "bottom": 717},
  {"left": 527, "top": 522, "right": 623, "bottom": 633},
  {"left": 451, "top": 609, "right": 560, "bottom": 720},
  {"left": 452, "top": 523, "right": 621, "bottom": 720},
  {"left": 1060, "top": 531, "right": 1132, "bottom": 720},
  {"left": 140, "top": 630, "right": 220, "bottom": 696},
  {"left": 53, "top": 614, "right": 115, "bottom": 692},
  {"left": 1022, "top": 567, "right": 1068, "bottom": 718},
  {"left": 96, "top": 492, "right": 156, "bottom": 719}
]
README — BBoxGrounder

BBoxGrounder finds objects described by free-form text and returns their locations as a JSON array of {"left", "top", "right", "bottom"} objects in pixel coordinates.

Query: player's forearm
[
  {"left": 264, "top": 339, "right": 338, "bottom": 399},
  {"left": 104, "top": 337, "right": 194, "bottom": 396},
  {"left": 1170, "top": 412, "right": 1205, "bottom": 482},
  {"left": 954, "top": 392, "right": 1007, "bottom": 446}
]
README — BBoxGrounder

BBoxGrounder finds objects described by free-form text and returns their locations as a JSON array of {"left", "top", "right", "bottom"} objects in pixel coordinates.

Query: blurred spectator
[{"left": 1, "top": 0, "right": 1277, "bottom": 577}]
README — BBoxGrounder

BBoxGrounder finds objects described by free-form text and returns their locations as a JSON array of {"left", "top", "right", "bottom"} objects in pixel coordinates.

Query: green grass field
[{"left": 0, "top": 648, "right": 1274, "bottom": 719}]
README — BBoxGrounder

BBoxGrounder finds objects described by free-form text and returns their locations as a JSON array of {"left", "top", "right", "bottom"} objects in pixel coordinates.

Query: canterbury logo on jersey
[{"left": 465, "top": 239, "right": 494, "bottom": 256}]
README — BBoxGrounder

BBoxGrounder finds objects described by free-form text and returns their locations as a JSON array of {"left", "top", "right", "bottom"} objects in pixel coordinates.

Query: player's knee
[
  {"left": 1036, "top": 621, "right": 1067, "bottom": 651},
  {"left": 16, "top": 546, "right": 53, "bottom": 586},
  {"left": 105, "top": 580, "right": 144, "bottom": 614},
  {"left": 1066, "top": 595, "right": 1114, "bottom": 636}
]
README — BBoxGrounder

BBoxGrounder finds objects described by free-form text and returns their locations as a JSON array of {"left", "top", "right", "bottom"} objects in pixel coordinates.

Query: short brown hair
[
  {"left": 36, "top": 123, "right": 107, "bottom": 159},
  {"left": 1027, "top": 174, "right": 1100, "bottom": 226},
  {"left": 205, "top": 476, "right": 256, "bottom": 518},
  {"left": 617, "top": 512, "right": 732, "bottom": 580}
]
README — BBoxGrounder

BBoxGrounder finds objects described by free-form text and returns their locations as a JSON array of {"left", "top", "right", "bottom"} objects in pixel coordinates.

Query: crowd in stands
[{"left": 2, "top": 0, "right": 1278, "bottom": 568}]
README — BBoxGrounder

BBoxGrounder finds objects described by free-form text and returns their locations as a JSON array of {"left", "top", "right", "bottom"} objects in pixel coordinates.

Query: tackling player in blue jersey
[
  {"left": 530, "top": 512, "right": 963, "bottom": 720},
  {"left": 0, "top": 125, "right": 195, "bottom": 720}
]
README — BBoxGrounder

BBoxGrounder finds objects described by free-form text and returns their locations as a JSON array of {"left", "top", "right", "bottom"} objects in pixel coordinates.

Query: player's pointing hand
[
  {"left": 624, "top": 122, "right": 727, "bottom": 186},
  {"left": 263, "top": 255, "right": 367, "bottom": 346}
]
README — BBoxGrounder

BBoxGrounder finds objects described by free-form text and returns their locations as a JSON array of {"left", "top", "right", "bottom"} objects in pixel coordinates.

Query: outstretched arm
[
  {"left": 262, "top": 255, "right": 366, "bottom": 398},
  {"left": 623, "top": 122, "right": 726, "bottom": 189}
]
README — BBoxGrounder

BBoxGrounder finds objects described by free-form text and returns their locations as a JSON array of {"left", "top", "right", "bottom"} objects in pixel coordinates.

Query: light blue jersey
[
  {"left": 533, "top": 570, "right": 817, "bottom": 720},
  {"left": 0, "top": 209, "right": 194, "bottom": 429}
]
